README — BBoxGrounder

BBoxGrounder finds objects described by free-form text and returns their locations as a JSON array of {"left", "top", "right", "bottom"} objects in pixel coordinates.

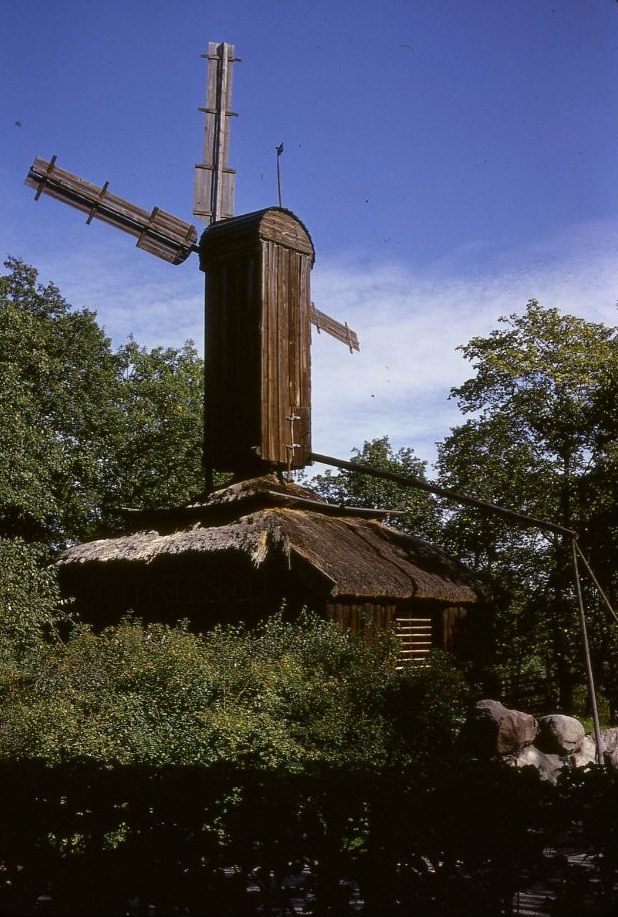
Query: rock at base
[
  {"left": 514, "top": 745, "right": 566, "bottom": 783},
  {"left": 536, "top": 714, "right": 585, "bottom": 755},
  {"left": 464, "top": 699, "right": 538, "bottom": 756}
]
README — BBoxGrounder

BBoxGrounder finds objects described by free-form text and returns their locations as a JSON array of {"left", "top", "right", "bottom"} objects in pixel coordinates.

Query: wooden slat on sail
[
  {"left": 194, "top": 41, "right": 238, "bottom": 223},
  {"left": 26, "top": 156, "right": 197, "bottom": 265},
  {"left": 311, "top": 303, "right": 360, "bottom": 351}
]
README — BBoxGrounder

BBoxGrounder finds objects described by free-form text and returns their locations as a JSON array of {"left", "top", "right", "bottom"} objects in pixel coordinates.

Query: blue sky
[{"left": 2, "top": 0, "right": 617, "bottom": 473}]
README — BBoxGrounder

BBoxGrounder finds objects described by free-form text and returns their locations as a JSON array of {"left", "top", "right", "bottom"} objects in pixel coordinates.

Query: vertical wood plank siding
[
  {"left": 262, "top": 241, "right": 312, "bottom": 466},
  {"left": 200, "top": 208, "right": 314, "bottom": 474},
  {"left": 325, "top": 602, "right": 477, "bottom": 664},
  {"left": 326, "top": 603, "right": 397, "bottom": 633},
  {"left": 203, "top": 252, "right": 261, "bottom": 472}
]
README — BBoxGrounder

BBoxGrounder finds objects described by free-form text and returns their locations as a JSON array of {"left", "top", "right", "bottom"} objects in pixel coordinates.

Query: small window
[{"left": 395, "top": 615, "right": 432, "bottom": 666}]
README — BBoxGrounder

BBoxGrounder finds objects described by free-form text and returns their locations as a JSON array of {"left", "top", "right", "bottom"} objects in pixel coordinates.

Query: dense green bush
[
  {"left": 0, "top": 612, "right": 616, "bottom": 915},
  {"left": 0, "top": 613, "right": 468, "bottom": 913},
  {"left": 0, "top": 537, "right": 69, "bottom": 672}
]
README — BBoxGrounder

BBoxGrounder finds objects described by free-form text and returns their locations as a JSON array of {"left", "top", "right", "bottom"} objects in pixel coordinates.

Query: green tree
[
  {"left": 0, "top": 612, "right": 397, "bottom": 771},
  {"left": 6, "top": 612, "right": 615, "bottom": 917},
  {"left": 436, "top": 300, "right": 618, "bottom": 712},
  {"left": 0, "top": 257, "right": 206, "bottom": 548},
  {"left": 108, "top": 337, "right": 205, "bottom": 517},
  {"left": 0, "top": 256, "right": 207, "bottom": 707},
  {"left": 310, "top": 435, "right": 441, "bottom": 540},
  {"left": 0, "top": 257, "right": 120, "bottom": 545},
  {"left": 0, "top": 537, "right": 69, "bottom": 678}
]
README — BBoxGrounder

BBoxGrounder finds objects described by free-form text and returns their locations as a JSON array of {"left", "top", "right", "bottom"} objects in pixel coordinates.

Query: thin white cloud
[
  {"left": 310, "top": 218, "right": 618, "bottom": 471},
  {"left": 13, "top": 215, "right": 618, "bottom": 478},
  {"left": 20, "top": 233, "right": 205, "bottom": 350}
]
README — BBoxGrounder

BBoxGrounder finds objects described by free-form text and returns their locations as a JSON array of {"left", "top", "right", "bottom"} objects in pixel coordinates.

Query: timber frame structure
[
  {"left": 56, "top": 475, "right": 492, "bottom": 668},
  {"left": 199, "top": 208, "right": 315, "bottom": 474},
  {"left": 26, "top": 42, "right": 358, "bottom": 483},
  {"left": 27, "top": 38, "right": 494, "bottom": 671}
]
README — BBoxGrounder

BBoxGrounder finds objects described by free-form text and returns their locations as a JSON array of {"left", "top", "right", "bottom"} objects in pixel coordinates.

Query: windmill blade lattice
[{"left": 26, "top": 155, "right": 197, "bottom": 265}]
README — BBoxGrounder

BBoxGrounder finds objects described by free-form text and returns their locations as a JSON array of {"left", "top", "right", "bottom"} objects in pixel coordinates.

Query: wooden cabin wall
[
  {"left": 326, "top": 602, "right": 434, "bottom": 663},
  {"left": 58, "top": 554, "right": 286, "bottom": 630},
  {"left": 326, "top": 602, "right": 397, "bottom": 633},
  {"left": 58, "top": 556, "right": 490, "bottom": 669},
  {"left": 442, "top": 605, "right": 468, "bottom": 651},
  {"left": 326, "top": 601, "right": 491, "bottom": 667},
  {"left": 441, "top": 603, "right": 494, "bottom": 668}
]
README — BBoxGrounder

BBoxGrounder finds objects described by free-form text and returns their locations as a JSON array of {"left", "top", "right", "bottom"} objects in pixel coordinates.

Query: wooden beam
[
  {"left": 26, "top": 156, "right": 197, "bottom": 265},
  {"left": 311, "top": 303, "right": 360, "bottom": 352},
  {"left": 310, "top": 451, "right": 578, "bottom": 536},
  {"left": 194, "top": 41, "right": 239, "bottom": 223}
]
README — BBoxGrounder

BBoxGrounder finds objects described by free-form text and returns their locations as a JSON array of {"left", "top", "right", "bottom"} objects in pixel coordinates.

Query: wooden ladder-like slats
[
  {"left": 26, "top": 156, "right": 197, "bottom": 265},
  {"left": 395, "top": 616, "right": 433, "bottom": 666}
]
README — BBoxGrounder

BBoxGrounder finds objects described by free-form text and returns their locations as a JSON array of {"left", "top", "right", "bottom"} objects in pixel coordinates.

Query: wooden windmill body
[
  {"left": 26, "top": 42, "right": 491, "bottom": 669},
  {"left": 26, "top": 42, "right": 358, "bottom": 482},
  {"left": 200, "top": 207, "right": 314, "bottom": 474}
]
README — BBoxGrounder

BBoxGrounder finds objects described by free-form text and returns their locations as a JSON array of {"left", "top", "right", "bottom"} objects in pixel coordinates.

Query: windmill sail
[
  {"left": 194, "top": 41, "right": 238, "bottom": 224},
  {"left": 26, "top": 156, "right": 197, "bottom": 265},
  {"left": 192, "top": 42, "right": 359, "bottom": 348},
  {"left": 25, "top": 51, "right": 359, "bottom": 348},
  {"left": 311, "top": 304, "right": 360, "bottom": 352}
]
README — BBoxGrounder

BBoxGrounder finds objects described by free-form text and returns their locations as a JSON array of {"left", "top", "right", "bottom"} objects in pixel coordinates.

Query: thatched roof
[{"left": 56, "top": 475, "right": 488, "bottom": 605}]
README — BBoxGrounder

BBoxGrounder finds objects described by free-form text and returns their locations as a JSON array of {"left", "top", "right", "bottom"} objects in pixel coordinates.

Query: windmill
[
  {"left": 26, "top": 41, "right": 359, "bottom": 484},
  {"left": 28, "top": 44, "right": 608, "bottom": 741}
]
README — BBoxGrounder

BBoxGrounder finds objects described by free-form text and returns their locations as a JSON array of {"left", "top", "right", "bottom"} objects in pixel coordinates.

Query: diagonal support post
[
  {"left": 311, "top": 451, "right": 608, "bottom": 755},
  {"left": 572, "top": 539, "right": 605, "bottom": 764}
]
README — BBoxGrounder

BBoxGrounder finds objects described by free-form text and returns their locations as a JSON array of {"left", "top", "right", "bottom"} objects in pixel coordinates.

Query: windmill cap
[{"left": 198, "top": 206, "right": 315, "bottom": 270}]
